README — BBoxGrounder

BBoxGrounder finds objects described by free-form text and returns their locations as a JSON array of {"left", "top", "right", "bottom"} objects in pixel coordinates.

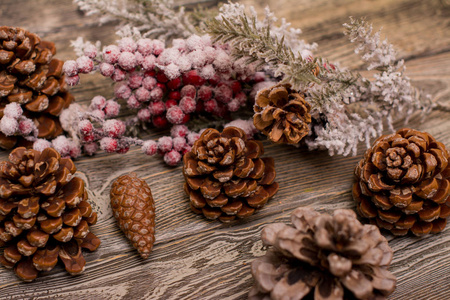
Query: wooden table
[{"left": 1, "top": 0, "right": 449, "bottom": 299}]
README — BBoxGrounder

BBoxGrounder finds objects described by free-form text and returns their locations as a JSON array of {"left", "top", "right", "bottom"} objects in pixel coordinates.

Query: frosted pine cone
[
  {"left": 0, "top": 147, "right": 100, "bottom": 281},
  {"left": 353, "top": 128, "right": 450, "bottom": 236},
  {"left": 110, "top": 173, "right": 156, "bottom": 259},
  {"left": 253, "top": 84, "right": 311, "bottom": 144},
  {"left": 183, "top": 127, "right": 279, "bottom": 222},
  {"left": 0, "top": 26, "right": 73, "bottom": 149},
  {"left": 249, "top": 207, "right": 396, "bottom": 300}
]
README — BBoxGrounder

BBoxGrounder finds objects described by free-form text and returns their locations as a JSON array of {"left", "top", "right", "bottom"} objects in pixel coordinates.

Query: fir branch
[
  {"left": 205, "top": 3, "right": 319, "bottom": 91},
  {"left": 74, "top": 0, "right": 201, "bottom": 40}
]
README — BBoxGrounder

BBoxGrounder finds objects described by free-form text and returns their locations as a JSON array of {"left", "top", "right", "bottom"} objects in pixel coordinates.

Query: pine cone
[
  {"left": 110, "top": 173, "right": 155, "bottom": 259},
  {"left": 0, "top": 26, "right": 74, "bottom": 149},
  {"left": 0, "top": 147, "right": 100, "bottom": 281},
  {"left": 249, "top": 207, "right": 396, "bottom": 300},
  {"left": 183, "top": 126, "right": 279, "bottom": 222},
  {"left": 353, "top": 128, "right": 450, "bottom": 236},
  {"left": 253, "top": 84, "right": 311, "bottom": 144}
]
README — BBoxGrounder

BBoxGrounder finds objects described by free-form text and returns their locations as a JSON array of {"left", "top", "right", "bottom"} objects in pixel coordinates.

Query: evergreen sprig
[{"left": 205, "top": 14, "right": 320, "bottom": 90}]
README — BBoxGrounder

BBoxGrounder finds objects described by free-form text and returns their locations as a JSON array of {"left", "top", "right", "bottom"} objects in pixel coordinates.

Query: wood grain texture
[{"left": 0, "top": 0, "right": 449, "bottom": 299}]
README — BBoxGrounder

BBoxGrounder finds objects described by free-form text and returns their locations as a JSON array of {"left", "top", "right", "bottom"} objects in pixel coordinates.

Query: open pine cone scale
[
  {"left": 0, "top": 147, "right": 100, "bottom": 281},
  {"left": 183, "top": 127, "right": 278, "bottom": 222}
]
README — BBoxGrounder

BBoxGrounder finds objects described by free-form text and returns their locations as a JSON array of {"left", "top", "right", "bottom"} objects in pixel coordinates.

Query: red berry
[
  {"left": 156, "top": 72, "right": 169, "bottom": 83},
  {"left": 208, "top": 74, "right": 221, "bottom": 86},
  {"left": 78, "top": 120, "right": 93, "bottom": 135},
  {"left": 215, "top": 84, "right": 233, "bottom": 103},
  {"left": 163, "top": 150, "right": 182, "bottom": 166},
  {"left": 167, "top": 77, "right": 181, "bottom": 90},
  {"left": 168, "top": 91, "right": 181, "bottom": 100},
  {"left": 195, "top": 100, "right": 204, "bottom": 113},
  {"left": 181, "top": 113, "right": 190, "bottom": 124},
  {"left": 144, "top": 70, "right": 156, "bottom": 77},
  {"left": 197, "top": 86, "right": 212, "bottom": 101},
  {"left": 117, "top": 146, "right": 130, "bottom": 154},
  {"left": 166, "top": 106, "right": 185, "bottom": 125},
  {"left": 179, "top": 96, "right": 196, "bottom": 114},
  {"left": 100, "top": 137, "right": 118, "bottom": 153},
  {"left": 152, "top": 115, "right": 168, "bottom": 128},
  {"left": 182, "top": 70, "right": 205, "bottom": 86},
  {"left": 204, "top": 99, "right": 218, "bottom": 113},
  {"left": 75, "top": 56, "right": 94, "bottom": 73},
  {"left": 165, "top": 99, "right": 178, "bottom": 109},
  {"left": 230, "top": 81, "right": 242, "bottom": 94},
  {"left": 156, "top": 83, "right": 167, "bottom": 94},
  {"left": 180, "top": 85, "right": 196, "bottom": 98},
  {"left": 83, "top": 134, "right": 95, "bottom": 142}
]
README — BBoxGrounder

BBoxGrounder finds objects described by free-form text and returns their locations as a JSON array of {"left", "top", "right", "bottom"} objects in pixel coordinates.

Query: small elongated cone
[
  {"left": 353, "top": 128, "right": 450, "bottom": 236},
  {"left": 110, "top": 173, "right": 156, "bottom": 259},
  {"left": 183, "top": 127, "right": 279, "bottom": 222},
  {"left": 253, "top": 84, "right": 311, "bottom": 144},
  {"left": 0, "top": 26, "right": 74, "bottom": 148},
  {"left": 249, "top": 207, "right": 396, "bottom": 300},
  {"left": 0, "top": 147, "right": 100, "bottom": 281}
]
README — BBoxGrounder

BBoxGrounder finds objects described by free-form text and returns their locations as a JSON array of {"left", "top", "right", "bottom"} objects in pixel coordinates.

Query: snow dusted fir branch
[
  {"left": 208, "top": 2, "right": 434, "bottom": 156},
  {"left": 205, "top": 2, "right": 320, "bottom": 90},
  {"left": 74, "top": 0, "right": 198, "bottom": 40}
]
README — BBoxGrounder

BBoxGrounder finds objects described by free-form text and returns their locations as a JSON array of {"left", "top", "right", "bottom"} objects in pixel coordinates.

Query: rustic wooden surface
[{"left": 1, "top": 0, "right": 450, "bottom": 299}]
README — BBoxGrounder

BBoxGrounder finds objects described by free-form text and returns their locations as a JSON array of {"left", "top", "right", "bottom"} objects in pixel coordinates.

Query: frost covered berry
[
  {"left": 150, "top": 87, "right": 164, "bottom": 101},
  {"left": 118, "top": 37, "right": 137, "bottom": 53},
  {"left": 84, "top": 44, "right": 98, "bottom": 59},
  {"left": 157, "top": 136, "right": 173, "bottom": 153},
  {"left": 137, "top": 38, "right": 153, "bottom": 56},
  {"left": 152, "top": 40, "right": 165, "bottom": 55},
  {"left": 141, "top": 140, "right": 157, "bottom": 156},
  {"left": 33, "top": 139, "right": 52, "bottom": 152},
  {"left": 128, "top": 72, "right": 144, "bottom": 89},
  {"left": 118, "top": 52, "right": 136, "bottom": 70},
  {"left": 18, "top": 119, "right": 34, "bottom": 135},
  {"left": 4, "top": 103, "right": 23, "bottom": 119},
  {"left": 166, "top": 106, "right": 185, "bottom": 125},
  {"left": 179, "top": 97, "right": 196, "bottom": 114},
  {"left": 63, "top": 60, "right": 78, "bottom": 77},
  {"left": 204, "top": 99, "right": 218, "bottom": 113},
  {"left": 227, "top": 99, "right": 240, "bottom": 112},
  {"left": 114, "top": 82, "right": 132, "bottom": 99},
  {"left": 164, "top": 150, "right": 182, "bottom": 166},
  {"left": 142, "top": 76, "right": 157, "bottom": 90},
  {"left": 135, "top": 87, "right": 151, "bottom": 102},
  {"left": 90, "top": 96, "right": 107, "bottom": 110},
  {"left": 99, "top": 63, "right": 115, "bottom": 77},
  {"left": 181, "top": 85, "right": 196, "bottom": 98},
  {"left": 137, "top": 108, "right": 151, "bottom": 121},
  {"left": 187, "top": 132, "right": 200, "bottom": 146},
  {"left": 142, "top": 55, "right": 156, "bottom": 70},
  {"left": 78, "top": 119, "right": 93, "bottom": 135},
  {"left": 149, "top": 101, "right": 165, "bottom": 116},
  {"left": 0, "top": 117, "right": 18, "bottom": 136},
  {"left": 172, "top": 137, "right": 186, "bottom": 152},
  {"left": 127, "top": 95, "right": 141, "bottom": 109},
  {"left": 111, "top": 68, "right": 127, "bottom": 82},
  {"left": 104, "top": 100, "right": 120, "bottom": 117},
  {"left": 83, "top": 142, "right": 98, "bottom": 156},
  {"left": 66, "top": 75, "right": 80, "bottom": 86},
  {"left": 215, "top": 84, "right": 233, "bottom": 103},
  {"left": 103, "top": 119, "right": 126, "bottom": 138},
  {"left": 103, "top": 45, "right": 121, "bottom": 64},
  {"left": 76, "top": 56, "right": 94, "bottom": 73},
  {"left": 171, "top": 125, "right": 189, "bottom": 138},
  {"left": 83, "top": 134, "right": 95, "bottom": 142},
  {"left": 91, "top": 109, "right": 106, "bottom": 120},
  {"left": 100, "top": 137, "right": 118, "bottom": 153},
  {"left": 197, "top": 86, "right": 212, "bottom": 101}
]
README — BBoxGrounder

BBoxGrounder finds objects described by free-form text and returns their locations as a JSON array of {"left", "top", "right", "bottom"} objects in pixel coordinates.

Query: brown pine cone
[
  {"left": 353, "top": 128, "right": 450, "bottom": 236},
  {"left": 253, "top": 84, "right": 311, "bottom": 144},
  {"left": 183, "top": 126, "right": 279, "bottom": 222},
  {"left": 0, "top": 26, "right": 74, "bottom": 149},
  {"left": 249, "top": 207, "right": 396, "bottom": 300},
  {"left": 110, "top": 173, "right": 155, "bottom": 259},
  {"left": 0, "top": 147, "right": 100, "bottom": 281}
]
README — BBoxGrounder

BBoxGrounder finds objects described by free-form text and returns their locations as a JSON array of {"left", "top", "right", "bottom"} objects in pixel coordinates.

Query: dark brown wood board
[{"left": 0, "top": 0, "right": 449, "bottom": 299}]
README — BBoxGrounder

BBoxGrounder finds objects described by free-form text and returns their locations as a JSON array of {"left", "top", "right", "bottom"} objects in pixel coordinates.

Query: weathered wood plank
[{"left": 0, "top": 0, "right": 449, "bottom": 299}]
